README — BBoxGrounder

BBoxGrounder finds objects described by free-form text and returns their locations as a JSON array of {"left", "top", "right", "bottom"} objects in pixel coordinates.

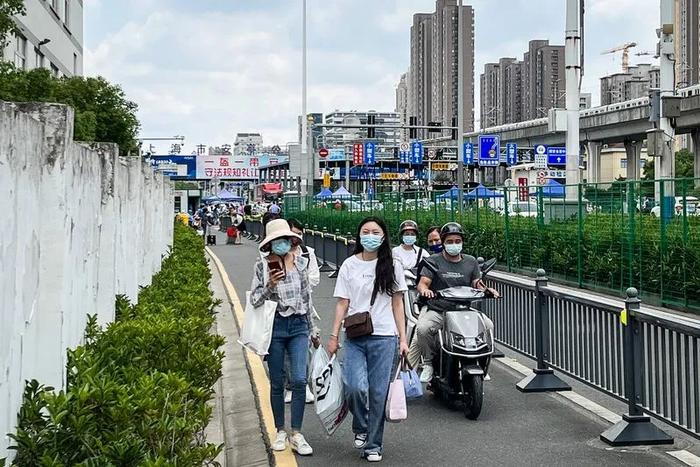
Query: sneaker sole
[{"left": 291, "top": 445, "right": 313, "bottom": 456}]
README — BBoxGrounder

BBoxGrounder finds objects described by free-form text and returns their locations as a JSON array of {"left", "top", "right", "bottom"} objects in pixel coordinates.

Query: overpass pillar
[
  {"left": 692, "top": 130, "right": 700, "bottom": 187},
  {"left": 624, "top": 140, "right": 643, "bottom": 181},
  {"left": 586, "top": 142, "right": 602, "bottom": 184}
]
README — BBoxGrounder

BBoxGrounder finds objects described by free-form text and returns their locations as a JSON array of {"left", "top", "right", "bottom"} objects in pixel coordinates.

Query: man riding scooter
[{"left": 415, "top": 222, "right": 499, "bottom": 383}]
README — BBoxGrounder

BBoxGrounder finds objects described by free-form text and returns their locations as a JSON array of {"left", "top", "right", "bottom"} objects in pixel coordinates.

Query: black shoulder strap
[
  {"left": 414, "top": 248, "right": 424, "bottom": 269},
  {"left": 301, "top": 243, "right": 309, "bottom": 256}
]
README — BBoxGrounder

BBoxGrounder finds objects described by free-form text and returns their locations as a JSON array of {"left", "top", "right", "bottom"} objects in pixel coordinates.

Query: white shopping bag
[
  {"left": 237, "top": 291, "right": 276, "bottom": 356},
  {"left": 310, "top": 346, "right": 348, "bottom": 436}
]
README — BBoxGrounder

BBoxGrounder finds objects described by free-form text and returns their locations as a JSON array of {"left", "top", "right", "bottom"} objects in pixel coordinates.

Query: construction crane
[
  {"left": 601, "top": 42, "right": 638, "bottom": 73},
  {"left": 636, "top": 50, "right": 657, "bottom": 58}
]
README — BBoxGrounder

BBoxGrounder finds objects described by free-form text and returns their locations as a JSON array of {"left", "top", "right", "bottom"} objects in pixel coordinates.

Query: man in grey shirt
[{"left": 414, "top": 222, "right": 497, "bottom": 382}]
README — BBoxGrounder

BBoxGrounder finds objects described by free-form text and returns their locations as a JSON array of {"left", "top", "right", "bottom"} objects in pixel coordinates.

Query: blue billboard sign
[
  {"left": 328, "top": 148, "right": 346, "bottom": 161},
  {"left": 506, "top": 143, "right": 518, "bottom": 166},
  {"left": 150, "top": 155, "right": 197, "bottom": 179},
  {"left": 364, "top": 142, "right": 377, "bottom": 165},
  {"left": 478, "top": 135, "right": 500, "bottom": 166},
  {"left": 410, "top": 141, "right": 424, "bottom": 165},
  {"left": 547, "top": 147, "right": 567, "bottom": 166},
  {"left": 463, "top": 142, "right": 474, "bottom": 165}
]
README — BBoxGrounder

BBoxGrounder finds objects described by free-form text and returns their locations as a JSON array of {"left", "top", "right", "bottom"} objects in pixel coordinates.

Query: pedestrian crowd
[{"left": 235, "top": 202, "right": 495, "bottom": 462}]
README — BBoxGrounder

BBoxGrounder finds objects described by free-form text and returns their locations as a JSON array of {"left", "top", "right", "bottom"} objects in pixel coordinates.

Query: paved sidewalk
[{"left": 206, "top": 250, "right": 270, "bottom": 467}]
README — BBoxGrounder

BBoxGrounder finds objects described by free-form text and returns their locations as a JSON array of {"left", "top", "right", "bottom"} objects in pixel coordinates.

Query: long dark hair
[{"left": 353, "top": 216, "right": 395, "bottom": 299}]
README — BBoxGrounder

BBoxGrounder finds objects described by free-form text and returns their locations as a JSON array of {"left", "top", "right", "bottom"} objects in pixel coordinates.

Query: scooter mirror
[{"left": 481, "top": 258, "right": 497, "bottom": 276}]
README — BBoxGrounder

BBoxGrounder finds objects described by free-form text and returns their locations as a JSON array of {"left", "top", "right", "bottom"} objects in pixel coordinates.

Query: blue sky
[{"left": 84, "top": 0, "right": 660, "bottom": 153}]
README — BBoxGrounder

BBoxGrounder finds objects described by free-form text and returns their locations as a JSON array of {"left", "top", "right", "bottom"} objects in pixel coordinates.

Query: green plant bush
[
  {"left": 6, "top": 224, "right": 224, "bottom": 466},
  {"left": 291, "top": 205, "right": 700, "bottom": 312}
]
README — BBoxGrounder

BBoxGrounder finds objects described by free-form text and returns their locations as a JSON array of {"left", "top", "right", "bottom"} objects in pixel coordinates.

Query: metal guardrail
[{"left": 246, "top": 220, "right": 700, "bottom": 445}]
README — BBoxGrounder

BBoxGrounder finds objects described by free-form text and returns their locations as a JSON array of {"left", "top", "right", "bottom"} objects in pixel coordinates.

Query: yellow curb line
[{"left": 207, "top": 247, "right": 298, "bottom": 467}]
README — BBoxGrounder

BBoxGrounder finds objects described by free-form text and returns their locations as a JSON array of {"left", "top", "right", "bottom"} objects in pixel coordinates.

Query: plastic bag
[
  {"left": 310, "top": 347, "right": 348, "bottom": 435},
  {"left": 400, "top": 360, "right": 423, "bottom": 400},
  {"left": 385, "top": 366, "right": 407, "bottom": 423},
  {"left": 237, "top": 291, "right": 276, "bottom": 356}
]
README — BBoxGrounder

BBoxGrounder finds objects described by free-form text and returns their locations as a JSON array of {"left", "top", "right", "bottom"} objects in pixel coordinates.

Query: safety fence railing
[
  {"left": 283, "top": 176, "right": 700, "bottom": 314},
  {"left": 246, "top": 218, "right": 700, "bottom": 446}
]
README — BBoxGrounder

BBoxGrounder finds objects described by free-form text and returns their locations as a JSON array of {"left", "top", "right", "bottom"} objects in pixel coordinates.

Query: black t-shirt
[{"left": 421, "top": 253, "right": 482, "bottom": 313}]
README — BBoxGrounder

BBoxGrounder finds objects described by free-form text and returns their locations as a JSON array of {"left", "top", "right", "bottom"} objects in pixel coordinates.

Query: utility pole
[
  {"left": 457, "top": 0, "right": 465, "bottom": 213},
  {"left": 657, "top": 0, "right": 676, "bottom": 213},
  {"left": 300, "top": 0, "right": 309, "bottom": 197},
  {"left": 565, "top": 0, "right": 582, "bottom": 199}
]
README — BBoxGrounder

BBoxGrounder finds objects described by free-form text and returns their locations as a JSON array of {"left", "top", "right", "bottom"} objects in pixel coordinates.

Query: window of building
[
  {"left": 14, "top": 33, "right": 27, "bottom": 69},
  {"left": 73, "top": 53, "right": 77, "bottom": 75},
  {"left": 50, "top": 62, "right": 59, "bottom": 77},
  {"left": 64, "top": 0, "right": 70, "bottom": 28},
  {"left": 620, "top": 158, "right": 628, "bottom": 169}
]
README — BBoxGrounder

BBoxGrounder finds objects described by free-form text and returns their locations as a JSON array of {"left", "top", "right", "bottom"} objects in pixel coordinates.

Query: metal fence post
[
  {"left": 328, "top": 229, "right": 341, "bottom": 278},
  {"left": 319, "top": 227, "right": 333, "bottom": 272},
  {"left": 600, "top": 288, "right": 673, "bottom": 446},
  {"left": 516, "top": 269, "right": 572, "bottom": 392}
]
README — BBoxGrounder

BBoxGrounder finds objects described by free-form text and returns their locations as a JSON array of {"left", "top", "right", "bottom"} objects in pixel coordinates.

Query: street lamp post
[
  {"left": 565, "top": 0, "right": 582, "bottom": 199},
  {"left": 457, "top": 0, "right": 465, "bottom": 213},
  {"left": 300, "top": 0, "right": 309, "bottom": 197}
]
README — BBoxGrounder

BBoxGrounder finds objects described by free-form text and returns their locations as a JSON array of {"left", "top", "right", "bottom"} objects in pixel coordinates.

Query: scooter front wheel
[{"left": 462, "top": 374, "right": 483, "bottom": 420}]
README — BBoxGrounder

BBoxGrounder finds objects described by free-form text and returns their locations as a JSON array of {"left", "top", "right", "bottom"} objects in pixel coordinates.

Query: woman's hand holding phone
[{"left": 268, "top": 261, "right": 285, "bottom": 286}]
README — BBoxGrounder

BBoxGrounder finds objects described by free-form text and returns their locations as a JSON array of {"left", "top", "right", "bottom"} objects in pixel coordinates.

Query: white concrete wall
[{"left": 0, "top": 101, "right": 173, "bottom": 458}]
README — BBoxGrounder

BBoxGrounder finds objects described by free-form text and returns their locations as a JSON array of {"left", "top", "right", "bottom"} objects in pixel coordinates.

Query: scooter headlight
[
  {"left": 452, "top": 333, "right": 477, "bottom": 349},
  {"left": 451, "top": 333, "right": 466, "bottom": 348}
]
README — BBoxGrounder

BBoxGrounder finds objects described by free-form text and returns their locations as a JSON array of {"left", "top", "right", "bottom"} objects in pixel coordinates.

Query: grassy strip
[{"left": 4, "top": 224, "right": 225, "bottom": 466}]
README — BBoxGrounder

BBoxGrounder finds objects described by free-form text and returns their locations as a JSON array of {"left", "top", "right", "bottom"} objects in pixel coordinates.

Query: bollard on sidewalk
[
  {"left": 600, "top": 288, "right": 674, "bottom": 446},
  {"left": 328, "top": 229, "right": 341, "bottom": 278},
  {"left": 319, "top": 227, "right": 334, "bottom": 272},
  {"left": 516, "top": 269, "right": 571, "bottom": 392}
]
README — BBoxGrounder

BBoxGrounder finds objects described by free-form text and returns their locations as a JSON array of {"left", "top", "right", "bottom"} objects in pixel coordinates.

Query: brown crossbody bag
[{"left": 343, "top": 291, "right": 377, "bottom": 339}]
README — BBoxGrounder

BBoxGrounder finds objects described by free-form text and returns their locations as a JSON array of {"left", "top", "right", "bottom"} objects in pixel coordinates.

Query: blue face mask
[
  {"left": 429, "top": 244, "right": 443, "bottom": 254},
  {"left": 271, "top": 239, "right": 292, "bottom": 256},
  {"left": 402, "top": 235, "right": 417, "bottom": 246},
  {"left": 360, "top": 234, "right": 384, "bottom": 252},
  {"left": 444, "top": 243, "right": 463, "bottom": 257}
]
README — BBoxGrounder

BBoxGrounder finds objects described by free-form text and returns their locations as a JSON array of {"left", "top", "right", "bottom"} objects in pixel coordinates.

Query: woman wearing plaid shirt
[{"left": 250, "top": 219, "right": 314, "bottom": 456}]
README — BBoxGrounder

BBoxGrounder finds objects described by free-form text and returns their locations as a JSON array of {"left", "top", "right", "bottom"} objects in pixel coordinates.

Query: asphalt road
[{"left": 209, "top": 233, "right": 682, "bottom": 467}]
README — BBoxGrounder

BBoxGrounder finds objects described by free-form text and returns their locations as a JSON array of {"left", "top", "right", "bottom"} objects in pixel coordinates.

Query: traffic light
[
  {"left": 409, "top": 116, "right": 417, "bottom": 139},
  {"left": 367, "top": 113, "right": 376, "bottom": 139}
]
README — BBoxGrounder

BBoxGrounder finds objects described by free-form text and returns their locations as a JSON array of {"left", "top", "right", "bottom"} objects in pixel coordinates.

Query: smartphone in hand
[{"left": 268, "top": 261, "right": 285, "bottom": 279}]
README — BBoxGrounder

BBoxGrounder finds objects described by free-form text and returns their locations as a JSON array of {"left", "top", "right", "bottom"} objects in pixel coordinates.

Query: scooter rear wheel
[{"left": 462, "top": 374, "right": 483, "bottom": 420}]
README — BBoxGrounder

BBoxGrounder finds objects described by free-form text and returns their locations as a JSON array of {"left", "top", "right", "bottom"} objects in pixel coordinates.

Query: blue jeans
[
  {"left": 343, "top": 335, "right": 399, "bottom": 456},
  {"left": 267, "top": 314, "right": 309, "bottom": 430}
]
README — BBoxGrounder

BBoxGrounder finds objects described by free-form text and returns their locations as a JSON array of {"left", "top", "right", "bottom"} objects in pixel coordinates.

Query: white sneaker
[
  {"left": 284, "top": 391, "right": 292, "bottom": 404},
  {"left": 305, "top": 386, "right": 315, "bottom": 404},
  {"left": 420, "top": 364, "right": 434, "bottom": 383},
  {"left": 353, "top": 433, "right": 368, "bottom": 449},
  {"left": 366, "top": 452, "right": 383, "bottom": 462},
  {"left": 272, "top": 430, "right": 288, "bottom": 451},
  {"left": 290, "top": 432, "right": 313, "bottom": 456}
]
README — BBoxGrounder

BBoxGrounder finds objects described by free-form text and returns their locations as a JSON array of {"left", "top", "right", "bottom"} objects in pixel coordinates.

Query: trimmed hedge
[
  {"left": 291, "top": 207, "right": 700, "bottom": 312},
  {"left": 5, "top": 224, "right": 225, "bottom": 466}
]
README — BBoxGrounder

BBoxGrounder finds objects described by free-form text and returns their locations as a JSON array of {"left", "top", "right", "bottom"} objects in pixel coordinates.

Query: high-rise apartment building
[
  {"left": 675, "top": 0, "right": 699, "bottom": 86},
  {"left": 395, "top": 72, "right": 409, "bottom": 141},
  {"left": 410, "top": 13, "right": 433, "bottom": 132},
  {"left": 2, "top": 0, "right": 84, "bottom": 77},
  {"left": 409, "top": 1, "right": 475, "bottom": 137},
  {"left": 480, "top": 40, "right": 563, "bottom": 129},
  {"left": 599, "top": 64, "right": 660, "bottom": 105}
]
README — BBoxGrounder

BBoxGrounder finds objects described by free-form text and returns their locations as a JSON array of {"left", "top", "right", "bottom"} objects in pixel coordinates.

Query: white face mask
[
  {"left": 444, "top": 243, "right": 463, "bottom": 257},
  {"left": 402, "top": 235, "right": 417, "bottom": 246}
]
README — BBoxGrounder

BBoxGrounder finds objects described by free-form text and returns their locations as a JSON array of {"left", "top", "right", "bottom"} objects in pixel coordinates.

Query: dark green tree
[
  {"left": 0, "top": 64, "right": 140, "bottom": 156},
  {"left": 642, "top": 148, "right": 695, "bottom": 180},
  {"left": 0, "top": 0, "right": 25, "bottom": 50}
]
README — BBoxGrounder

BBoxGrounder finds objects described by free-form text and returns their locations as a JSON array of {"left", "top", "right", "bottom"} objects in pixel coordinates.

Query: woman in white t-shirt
[
  {"left": 327, "top": 217, "right": 409, "bottom": 463},
  {"left": 391, "top": 219, "right": 430, "bottom": 270}
]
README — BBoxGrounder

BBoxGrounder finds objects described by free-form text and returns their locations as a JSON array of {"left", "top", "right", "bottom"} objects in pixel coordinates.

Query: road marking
[
  {"left": 207, "top": 247, "right": 298, "bottom": 467},
  {"left": 495, "top": 357, "right": 620, "bottom": 423},
  {"left": 668, "top": 450, "right": 700, "bottom": 467}
]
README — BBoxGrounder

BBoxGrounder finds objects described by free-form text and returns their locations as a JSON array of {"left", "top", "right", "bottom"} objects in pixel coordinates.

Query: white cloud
[{"left": 85, "top": 0, "right": 664, "bottom": 150}]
